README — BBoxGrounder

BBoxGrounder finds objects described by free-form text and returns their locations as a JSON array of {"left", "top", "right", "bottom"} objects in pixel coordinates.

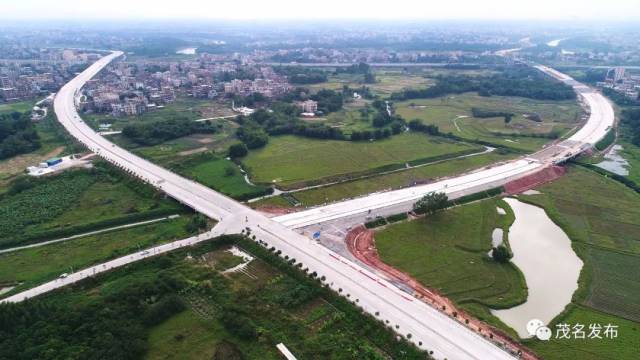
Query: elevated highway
[{"left": 1, "top": 50, "right": 615, "bottom": 360}]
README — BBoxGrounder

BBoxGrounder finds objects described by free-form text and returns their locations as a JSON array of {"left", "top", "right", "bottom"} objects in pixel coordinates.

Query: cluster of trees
[
  {"left": 311, "top": 89, "right": 344, "bottom": 113},
  {"left": 603, "top": 88, "right": 640, "bottom": 107},
  {"left": 391, "top": 68, "right": 576, "bottom": 101},
  {"left": 122, "top": 118, "right": 218, "bottom": 146},
  {"left": 622, "top": 108, "right": 640, "bottom": 146},
  {"left": 471, "top": 107, "right": 515, "bottom": 124},
  {"left": 408, "top": 119, "right": 440, "bottom": 135},
  {"left": 413, "top": 192, "right": 449, "bottom": 215},
  {"left": 350, "top": 128, "right": 393, "bottom": 141},
  {"left": 0, "top": 269, "right": 187, "bottom": 359},
  {"left": 0, "top": 111, "right": 40, "bottom": 160},
  {"left": 274, "top": 66, "right": 328, "bottom": 84},
  {"left": 335, "top": 62, "right": 376, "bottom": 84},
  {"left": 231, "top": 92, "right": 265, "bottom": 107},
  {"left": 492, "top": 245, "right": 512, "bottom": 263}
]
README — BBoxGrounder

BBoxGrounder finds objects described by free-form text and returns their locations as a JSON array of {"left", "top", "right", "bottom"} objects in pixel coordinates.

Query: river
[{"left": 491, "top": 198, "right": 583, "bottom": 338}]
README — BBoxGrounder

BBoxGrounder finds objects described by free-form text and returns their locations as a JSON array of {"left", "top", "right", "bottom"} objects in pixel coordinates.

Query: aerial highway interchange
[{"left": 1, "top": 50, "right": 615, "bottom": 360}]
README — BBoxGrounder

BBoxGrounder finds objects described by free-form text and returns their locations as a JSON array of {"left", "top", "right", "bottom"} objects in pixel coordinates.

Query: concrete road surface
[{"left": 0, "top": 50, "right": 615, "bottom": 360}]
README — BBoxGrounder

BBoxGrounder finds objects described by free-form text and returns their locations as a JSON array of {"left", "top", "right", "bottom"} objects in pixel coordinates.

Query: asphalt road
[{"left": 0, "top": 51, "right": 614, "bottom": 360}]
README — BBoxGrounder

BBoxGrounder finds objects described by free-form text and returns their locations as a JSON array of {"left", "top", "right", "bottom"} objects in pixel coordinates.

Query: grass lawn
[
  {"left": 395, "top": 93, "right": 581, "bottom": 152},
  {"left": 618, "top": 140, "right": 640, "bottom": 185},
  {"left": 253, "top": 151, "right": 516, "bottom": 208},
  {"left": 375, "top": 198, "right": 526, "bottom": 335},
  {"left": 242, "top": 133, "right": 481, "bottom": 189},
  {"left": 0, "top": 100, "right": 35, "bottom": 114},
  {"left": 0, "top": 216, "right": 193, "bottom": 296},
  {"left": 145, "top": 309, "right": 226, "bottom": 360},
  {"left": 526, "top": 305, "right": 640, "bottom": 360}
]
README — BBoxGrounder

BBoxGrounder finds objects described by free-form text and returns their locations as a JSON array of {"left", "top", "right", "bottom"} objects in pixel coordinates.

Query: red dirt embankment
[
  {"left": 346, "top": 225, "right": 541, "bottom": 360},
  {"left": 504, "top": 165, "right": 565, "bottom": 195}
]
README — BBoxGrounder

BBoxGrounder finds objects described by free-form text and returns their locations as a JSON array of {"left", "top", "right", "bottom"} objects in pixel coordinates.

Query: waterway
[
  {"left": 491, "top": 198, "right": 583, "bottom": 338},
  {"left": 595, "top": 144, "right": 630, "bottom": 176}
]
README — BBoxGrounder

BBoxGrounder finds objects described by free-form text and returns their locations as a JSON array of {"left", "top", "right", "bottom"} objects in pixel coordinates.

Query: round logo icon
[
  {"left": 535, "top": 326, "right": 552, "bottom": 341},
  {"left": 526, "top": 318, "right": 545, "bottom": 336}
]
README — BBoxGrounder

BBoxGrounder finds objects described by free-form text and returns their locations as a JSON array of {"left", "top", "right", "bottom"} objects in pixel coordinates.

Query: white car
[{"left": 59, "top": 273, "right": 69, "bottom": 279}]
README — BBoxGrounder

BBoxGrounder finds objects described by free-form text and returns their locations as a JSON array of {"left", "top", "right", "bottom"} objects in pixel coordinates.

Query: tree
[
  {"left": 492, "top": 245, "right": 512, "bottom": 263},
  {"left": 224, "top": 165, "right": 237, "bottom": 177},
  {"left": 413, "top": 192, "right": 449, "bottom": 215},
  {"left": 228, "top": 143, "right": 248, "bottom": 158},
  {"left": 504, "top": 114, "right": 513, "bottom": 124}
]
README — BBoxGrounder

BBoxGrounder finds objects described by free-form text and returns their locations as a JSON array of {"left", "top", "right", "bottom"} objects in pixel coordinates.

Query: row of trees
[
  {"left": 273, "top": 66, "right": 328, "bottom": 84},
  {"left": 390, "top": 68, "right": 576, "bottom": 101},
  {"left": 0, "top": 111, "right": 41, "bottom": 160},
  {"left": 122, "top": 118, "right": 218, "bottom": 146}
]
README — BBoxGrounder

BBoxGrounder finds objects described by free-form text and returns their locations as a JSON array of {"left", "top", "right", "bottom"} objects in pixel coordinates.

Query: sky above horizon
[{"left": 3, "top": 0, "right": 640, "bottom": 21}]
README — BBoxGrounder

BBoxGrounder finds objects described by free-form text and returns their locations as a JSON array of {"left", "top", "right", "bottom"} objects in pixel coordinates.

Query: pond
[
  {"left": 491, "top": 198, "right": 583, "bottom": 338},
  {"left": 595, "top": 144, "right": 630, "bottom": 176}
]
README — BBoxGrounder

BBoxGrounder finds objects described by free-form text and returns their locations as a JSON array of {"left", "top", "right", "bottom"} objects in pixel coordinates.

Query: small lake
[
  {"left": 176, "top": 47, "right": 197, "bottom": 55},
  {"left": 491, "top": 198, "right": 583, "bottom": 338},
  {"left": 595, "top": 144, "right": 630, "bottom": 176}
]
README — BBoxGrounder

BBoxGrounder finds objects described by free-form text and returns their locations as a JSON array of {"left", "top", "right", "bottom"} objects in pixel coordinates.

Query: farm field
[
  {"left": 308, "top": 70, "right": 434, "bottom": 97},
  {"left": 618, "top": 140, "right": 640, "bottom": 185},
  {"left": 253, "top": 150, "right": 516, "bottom": 208},
  {"left": 242, "top": 133, "right": 482, "bottom": 189},
  {"left": 395, "top": 93, "right": 582, "bottom": 151},
  {"left": 0, "top": 236, "right": 426, "bottom": 360},
  {"left": 374, "top": 198, "right": 526, "bottom": 336},
  {"left": 0, "top": 215, "right": 193, "bottom": 297},
  {"left": 0, "top": 166, "right": 185, "bottom": 249}
]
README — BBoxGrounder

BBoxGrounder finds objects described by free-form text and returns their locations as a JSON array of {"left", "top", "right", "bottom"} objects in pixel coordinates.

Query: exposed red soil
[
  {"left": 504, "top": 165, "right": 565, "bottom": 195},
  {"left": 346, "top": 225, "right": 541, "bottom": 360},
  {"left": 255, "top": 205, "right": 299, "bottom": 217}
]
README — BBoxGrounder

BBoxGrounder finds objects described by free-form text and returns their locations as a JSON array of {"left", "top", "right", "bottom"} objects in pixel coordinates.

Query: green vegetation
[
  {"left": 253, "top": 151, "right": 515, "bottom": 208},
  {"left": 375, "top": 198, "right": 526, "bottom": 335},
  {"left": 395, "top": 93, "right": 581, "bottom": 151},
  {"left": 242, "top": 133, "right": 481, "bottom": 189},
  {"left": 595, "top": 129, "right": 616, "bottom": 151},
  {"left": 513, "top": 166, "right": 640, "bottom": 359},
  {"left": 274, "top": 66, "right": 328, "bottom": 84},
  {"left": 0, "top": 216, "right": 193, "bottom": 296},
  {"left": 0, "top": 235, "right": 426, "bottom": 360},
  {"left": 412, "top": 192, "right": 449, "bottom": 215},
  {"left": 122, "top": 118, "right": 218, "bottom": 146},
  {"left": 170, "top": 153, "right": 271, "bottom": 200},
  {"left": 520, "top": 167, "right": 640, "bottom": 321},
  {"left": 0, "top": 163, "right": 185, "bottom": 249},
  {"left": 526, "top": 306, "right": 640, "bottom": 360},
  {"left": 0, "top": 111, "right": 40, "bottom": 159},
  {"left": 0, "top": 100, "right": 35, "bottom": 115},
  {"left": 390, "top": 68, "right": 576, "bottom": 101}
]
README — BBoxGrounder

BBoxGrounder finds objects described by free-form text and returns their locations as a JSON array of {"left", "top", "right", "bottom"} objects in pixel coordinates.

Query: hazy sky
[{"left": 3, "top": 0, "right": 640, "bottom": 21}]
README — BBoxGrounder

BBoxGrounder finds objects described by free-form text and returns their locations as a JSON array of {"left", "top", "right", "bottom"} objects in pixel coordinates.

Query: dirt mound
[{"left": 504, "top": 165, "right": 565, "bottom": 195}]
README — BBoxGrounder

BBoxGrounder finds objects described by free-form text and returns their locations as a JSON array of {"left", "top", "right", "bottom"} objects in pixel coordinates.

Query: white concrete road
[
  {"left": 273, "top": 65, "right": 615, "bottom": 229},
  {"left": 0, "top": 51, "right": 615, "bottom": 360}
]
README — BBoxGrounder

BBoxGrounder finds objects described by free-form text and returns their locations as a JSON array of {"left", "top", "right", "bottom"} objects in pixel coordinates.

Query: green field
[
  {"left": 0, "top": 236, "right": 426, "bottom": 360},
  {"left": 253, "top": 151, "right": 515, "bottom": 208},
  {"left": 0, "top": 100, "right": 35, "bottom": 114},
  {"left": 618, "top": 140, "right": 640, "bottom": 185},
  {"left": 526, "top": 305, "right": 640, "bottom": 360},
  {"left": 176, "top": 155, "right": 270, "bottom": 200},
  {"left": 0, "top": 216, "right": 193, "bottom": 296},
  {"left": 395, "top": 93, "right": 581, "bottom": 151},
  {"left": 308, "top": 70, "right": 433, "bottom": 97},
  {"left": 0, "top": 166, "right": 185, "bottom": 249},
  {"left": 375, "top": 198, "right": 526, "bottom": 335},
  {"left": 242, "top": 133, "right": 482, "bottom": 189}
]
